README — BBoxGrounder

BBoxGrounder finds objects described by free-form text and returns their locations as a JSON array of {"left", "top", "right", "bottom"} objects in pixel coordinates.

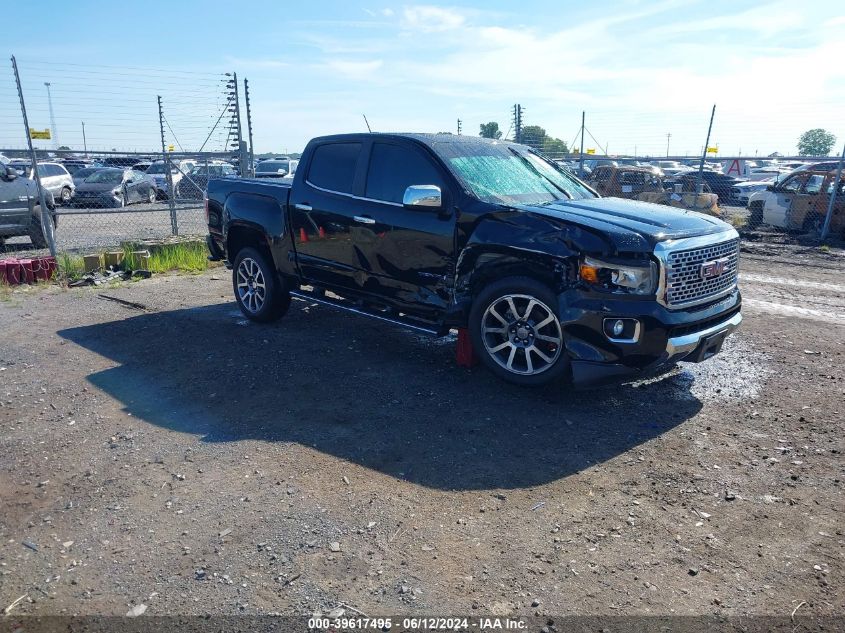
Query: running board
[{"left": 289, "top": 290, "right": 441, "bottom": 336}]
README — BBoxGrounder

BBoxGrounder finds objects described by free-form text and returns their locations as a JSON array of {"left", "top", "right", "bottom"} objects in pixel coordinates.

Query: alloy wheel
[
  {"left": 236, "top": 257, "right": 266, "bottom": 314},
  {"left": 480, "top": 294, "right": 563, "bottom": 375}
]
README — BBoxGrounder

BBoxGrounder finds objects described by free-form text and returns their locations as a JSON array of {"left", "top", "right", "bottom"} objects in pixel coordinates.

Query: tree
[
  {"left": 518, "top": 125, "right": 568, "bottom": 155},
  {"left": 797, "top": 129, "right": 836, "bottom": 156},
  {"left": 58, "top": 145, "right": 71, "bottom": 151},
  {"left": 479, "top": 122, "right": 502, "bottom": 139}
]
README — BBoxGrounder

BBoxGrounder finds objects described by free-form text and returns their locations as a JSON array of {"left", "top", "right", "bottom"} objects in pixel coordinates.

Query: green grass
[
  {"left": 819, "top": 244, "right": 831, "bottom": 253},
  {"left": 57, "top": 252, "right": 85, "bottom": 282},
  {"left": 146, "top": 241, "right": 210, "bottom": 273}
]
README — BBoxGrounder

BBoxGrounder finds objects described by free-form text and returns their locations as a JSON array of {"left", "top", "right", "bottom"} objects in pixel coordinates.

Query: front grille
[{"left": 663, "top": 238, "right": 739, "bottom": 307}]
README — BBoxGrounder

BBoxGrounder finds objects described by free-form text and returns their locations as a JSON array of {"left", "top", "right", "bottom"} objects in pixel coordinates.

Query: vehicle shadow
[{"left": 58, "top": 300, "right": 702, "bottom": 491}]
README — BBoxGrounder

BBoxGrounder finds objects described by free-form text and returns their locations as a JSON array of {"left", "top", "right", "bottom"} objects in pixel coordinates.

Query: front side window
[
  {"left": 365, "top": 143, "right": 443, "bottom": 204},
  {"left": 781, "top": 174, "right": 806, "bottom": 192},
  {"left": 307, "top": 143, "right": 361, "bottom": 193},
  {"left": 802, "top": 174, "right": 825, "bottom": 194}
]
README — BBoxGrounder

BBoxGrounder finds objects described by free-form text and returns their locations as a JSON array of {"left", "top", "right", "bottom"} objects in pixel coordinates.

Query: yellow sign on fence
[
  {"left": 586, "top": 148, "right": 596, "bottom": 154},
  {"left": 706, "top": 146, "right": 719, "bottom": 154},
  {"left": 29, "top": 128, "right": 51, "bottom": 139},
  {"left": 167, "top": 144, "right": 175, "bottom": 152}
]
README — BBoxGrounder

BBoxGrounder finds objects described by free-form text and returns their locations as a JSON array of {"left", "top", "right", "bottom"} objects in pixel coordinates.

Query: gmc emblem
[{"left": 699, "top": 257, "right": 730, "bottom": 280}]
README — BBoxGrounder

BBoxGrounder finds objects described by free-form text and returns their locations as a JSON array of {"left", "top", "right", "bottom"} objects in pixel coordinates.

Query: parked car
[
  {"left": 747, "top": 169, "right": 844, "bottom": 234},
  {"left": 255, "top": 158, "right": 299, "bottom": 178},
  {"left": 666, "top": 170, "right": 739, "bottom": 202},
  {"left": 10, "top": 161, "right": 75, "bottom": 205},
  {"left": 207, "top": 133, "right": 742, "bottom": 387},
  {"left": 131, "top": 161, "right": 152, "bottom": 172},
  {"left": 70, "top": 167, "right": 104, "bottom": 188},
  {"left": 174, "top": 162, "right": 237, "bottom": 199},
  {"left": 729, "top": 179, "right": 775, "bottom": 206},
  {"left": 71, "top": 168, "right": 156, "bottom": 208},
  {"left": 654, "top": 160, "right": 687, "bottom": 177},
  {"left": 588, "top": 165, "right": 663, "bottom": 198},
  {"left": 0, "top": 153, "right": 10, "bottom": 165},
  {"left": 0, "top": 161, "right": 56, "bottom": 248},
  {"left": 145, "top": 159, "right": 196, "bottom": 199}
]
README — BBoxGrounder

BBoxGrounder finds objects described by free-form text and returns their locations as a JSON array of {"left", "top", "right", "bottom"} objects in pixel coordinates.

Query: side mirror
[
  {"left": 4, "top": 170, "right": 17, "bottom": 181},
  {"left": 403, "top": 184, "right": 442, "bottom": 209}
]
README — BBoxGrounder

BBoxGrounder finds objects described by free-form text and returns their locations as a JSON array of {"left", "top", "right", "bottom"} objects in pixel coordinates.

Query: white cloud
[
  {"left": 322, "top": 59, "right": 384, "bottom": 79},
  {"left": 401, "top": 5, "right": 465, "bottom": 32}
]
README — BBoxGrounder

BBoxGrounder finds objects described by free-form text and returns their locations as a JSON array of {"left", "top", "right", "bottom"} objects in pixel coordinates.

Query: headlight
[{"left": 579, "top": 256, "right": 657, "bottom": 295}]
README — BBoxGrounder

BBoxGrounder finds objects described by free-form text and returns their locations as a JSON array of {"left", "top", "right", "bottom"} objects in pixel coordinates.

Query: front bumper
[
  {"left": 72, "top": 193, "right": 122, "bottom": 208},
  {"left": 560, "top": 288, "right": 742, "bottom": 386}
]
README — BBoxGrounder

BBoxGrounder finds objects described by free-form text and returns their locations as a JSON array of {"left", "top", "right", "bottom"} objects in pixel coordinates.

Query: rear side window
[
  {"left": 307, "top": 143, "right": 361, "bottom": 194},
  {"left": 365, "top": 143, "right": 443, "bottom": 204}
]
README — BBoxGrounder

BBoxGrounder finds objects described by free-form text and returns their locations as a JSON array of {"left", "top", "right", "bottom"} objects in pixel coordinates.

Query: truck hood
[{"left": 518, "top": 197, "right": 733, "bottom": 253}]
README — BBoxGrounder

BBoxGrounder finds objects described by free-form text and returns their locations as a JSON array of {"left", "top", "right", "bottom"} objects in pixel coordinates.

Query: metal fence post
[
  {"left": 158, "top": 95, "right": 178, "bottom": 236},
  {"left": 244, "top": 78, "right": 255, "bottom": 178},
  {"left": 11, "top": 55, "right": 56, "bottom": 256},
  {"left": 820, "top": 142, "right": 845, "bottom": 241},
  {"left": 696, "top": 105, "right": 716, "bottom": 194},
  {"left": 578, "top": 111, "right": 585, "bottom": 178}
]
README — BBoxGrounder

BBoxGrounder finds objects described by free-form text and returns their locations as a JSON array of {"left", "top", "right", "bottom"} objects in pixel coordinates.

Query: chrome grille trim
[{"left": 654, "top": 229, "right": 740, "bottom": 310}]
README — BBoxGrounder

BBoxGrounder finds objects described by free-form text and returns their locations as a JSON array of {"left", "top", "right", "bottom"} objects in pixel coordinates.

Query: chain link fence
[{"left": 1, "top": 58, "right": 253, "bottom": 259}]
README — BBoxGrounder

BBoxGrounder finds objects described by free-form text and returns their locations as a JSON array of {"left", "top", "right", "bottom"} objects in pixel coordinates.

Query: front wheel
[
  {"left": 60, "top": 187, "right": 72, "bottom": 205},
  {"left": 147, "top": 188, "right": 156, "bottom": 204},
  {"left": 232, "top": 246, "right": 290, "bottom": 322},
  {"left": 469, "top": 276, "right": 570, "bottom": 386},
  {"left": 747, "top": 202, "right": 763, "bottom": 229}
]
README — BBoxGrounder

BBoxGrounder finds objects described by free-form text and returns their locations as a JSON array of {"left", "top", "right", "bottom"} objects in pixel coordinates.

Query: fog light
[{"left": 603, "top": 318, "right": 641, "bottom": 342}]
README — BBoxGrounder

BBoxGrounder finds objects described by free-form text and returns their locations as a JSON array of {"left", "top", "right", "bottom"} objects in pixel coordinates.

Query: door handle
[
  {"left": 294, "top": 203, "right": 312, "bottom": 211},
  {"left": 353, "top": 215, "right": 376, "bottom": 225}
]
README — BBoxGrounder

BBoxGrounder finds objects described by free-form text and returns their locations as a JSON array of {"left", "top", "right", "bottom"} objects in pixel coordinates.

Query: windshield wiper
[{"left": 509, "top": 148, "right": 572, "bottom": 200}]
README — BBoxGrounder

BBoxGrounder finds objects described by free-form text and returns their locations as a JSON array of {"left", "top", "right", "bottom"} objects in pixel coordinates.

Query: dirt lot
[{"left": 0, "top": 241, "right": 843, "bottom": 622}]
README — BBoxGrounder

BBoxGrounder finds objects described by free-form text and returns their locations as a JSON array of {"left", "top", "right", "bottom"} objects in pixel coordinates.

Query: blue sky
[{"left": 3, "top": 0, "right": 844, "bottom": 156}]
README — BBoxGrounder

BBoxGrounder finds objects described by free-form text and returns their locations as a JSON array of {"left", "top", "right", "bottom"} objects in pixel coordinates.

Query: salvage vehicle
[
  {"left": 72, "top": 168, "right": 156, "bottom": 208},
  {"left": 590, "top": 165, "right": 719, "bottom": 216},
  {"left": 747, "top": 168, "right": 844, "bottom": 234},
  {"left": 174, "top": 162, "right": 238, "bottom": 200},
  {"left": 0, "top": 161, "right": 56, "bottom": 248},
  {"left": 207, "top": 133, "right": 742, "bottom": 387}
]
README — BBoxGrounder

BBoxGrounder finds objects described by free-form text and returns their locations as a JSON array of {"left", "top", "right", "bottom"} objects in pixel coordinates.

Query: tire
[
  {"left": 59, "top": 187, "right": 72, "bottom": 205},
  {"left": 747, "top": 202, "right": 763, "bottom": 229},
  {"left": 147, "top": 188, "right": 156, "bottom": 204},
  {"left": 232, "top": 246, "right": 290, "bottom": 322},
  {"left": 28, "top": 215, "right": 55, "bottom": 249},
  {"left": 802, "top": 214, "right": 822, "bottom": 236},
  {"left": 468, "top": 276, "right": 570, "bottom": 386}
]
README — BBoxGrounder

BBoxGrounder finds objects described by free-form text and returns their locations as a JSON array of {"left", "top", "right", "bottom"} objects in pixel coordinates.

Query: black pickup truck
[{"left": 206, "top": 133, "right": 741, "bottom": 386}]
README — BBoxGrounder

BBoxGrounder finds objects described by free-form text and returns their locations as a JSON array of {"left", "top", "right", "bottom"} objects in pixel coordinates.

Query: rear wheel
[
  {"left": 147, "top": 188, "right": 156, "bottom": 204},
  {"left": 469, "top": 276, "right": 570, "bottom": 386},
  {"left": 59, "top": 187, "right": 72, "bottom": 205},
  {"left": 232, "top": 246, "right": 290, "bottom": 322},
  {"left": 802, "top": 214, "right": 823, "bottom": 236}
]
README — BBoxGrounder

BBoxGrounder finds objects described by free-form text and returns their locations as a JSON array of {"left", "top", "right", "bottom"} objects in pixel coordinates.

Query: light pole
[
  {"left": 666, "top": 133, "right": 671, "bottom": 158},
  {"left": 44, "top": 82, "right": 58, "bottom": 150},
  {"left": 81, "top": 121, "right": 88, "bottom": 157}
]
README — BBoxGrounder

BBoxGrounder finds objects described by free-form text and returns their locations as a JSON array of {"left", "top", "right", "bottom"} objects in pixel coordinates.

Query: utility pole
[
  {"left": 578, "top": 111, "right": 585, "bottom": 177},
  {"left": 232, "top": 73, "right": 246, "bottom": 176},
  {"left": 81, "top": 121, "right": 88, "bottom": 157},
  {"left": 513, "top": 104, "right": 523, "bottom": 144},
  {"left": 244, "top": 78, "right": 255, "bottom": 177},
  {"left": 157, "top": 95, "right": 178, "bottom": 235},
  {"left": 457, "top": 118, "right": 462, "bottom": 135},
  {"left": 12, "top": 56, "right": 56, "bottom": 255},
  {"left": 666, "top": 133, "right": 671, "bottom": 158},
  {"left": 44, "top": 82, "right": 58, "bottom": 150}
]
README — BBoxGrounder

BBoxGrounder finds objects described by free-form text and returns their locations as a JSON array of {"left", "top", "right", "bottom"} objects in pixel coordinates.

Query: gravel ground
[{"left": 0, "top": 242, "right": 843, "bottom": 622}]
